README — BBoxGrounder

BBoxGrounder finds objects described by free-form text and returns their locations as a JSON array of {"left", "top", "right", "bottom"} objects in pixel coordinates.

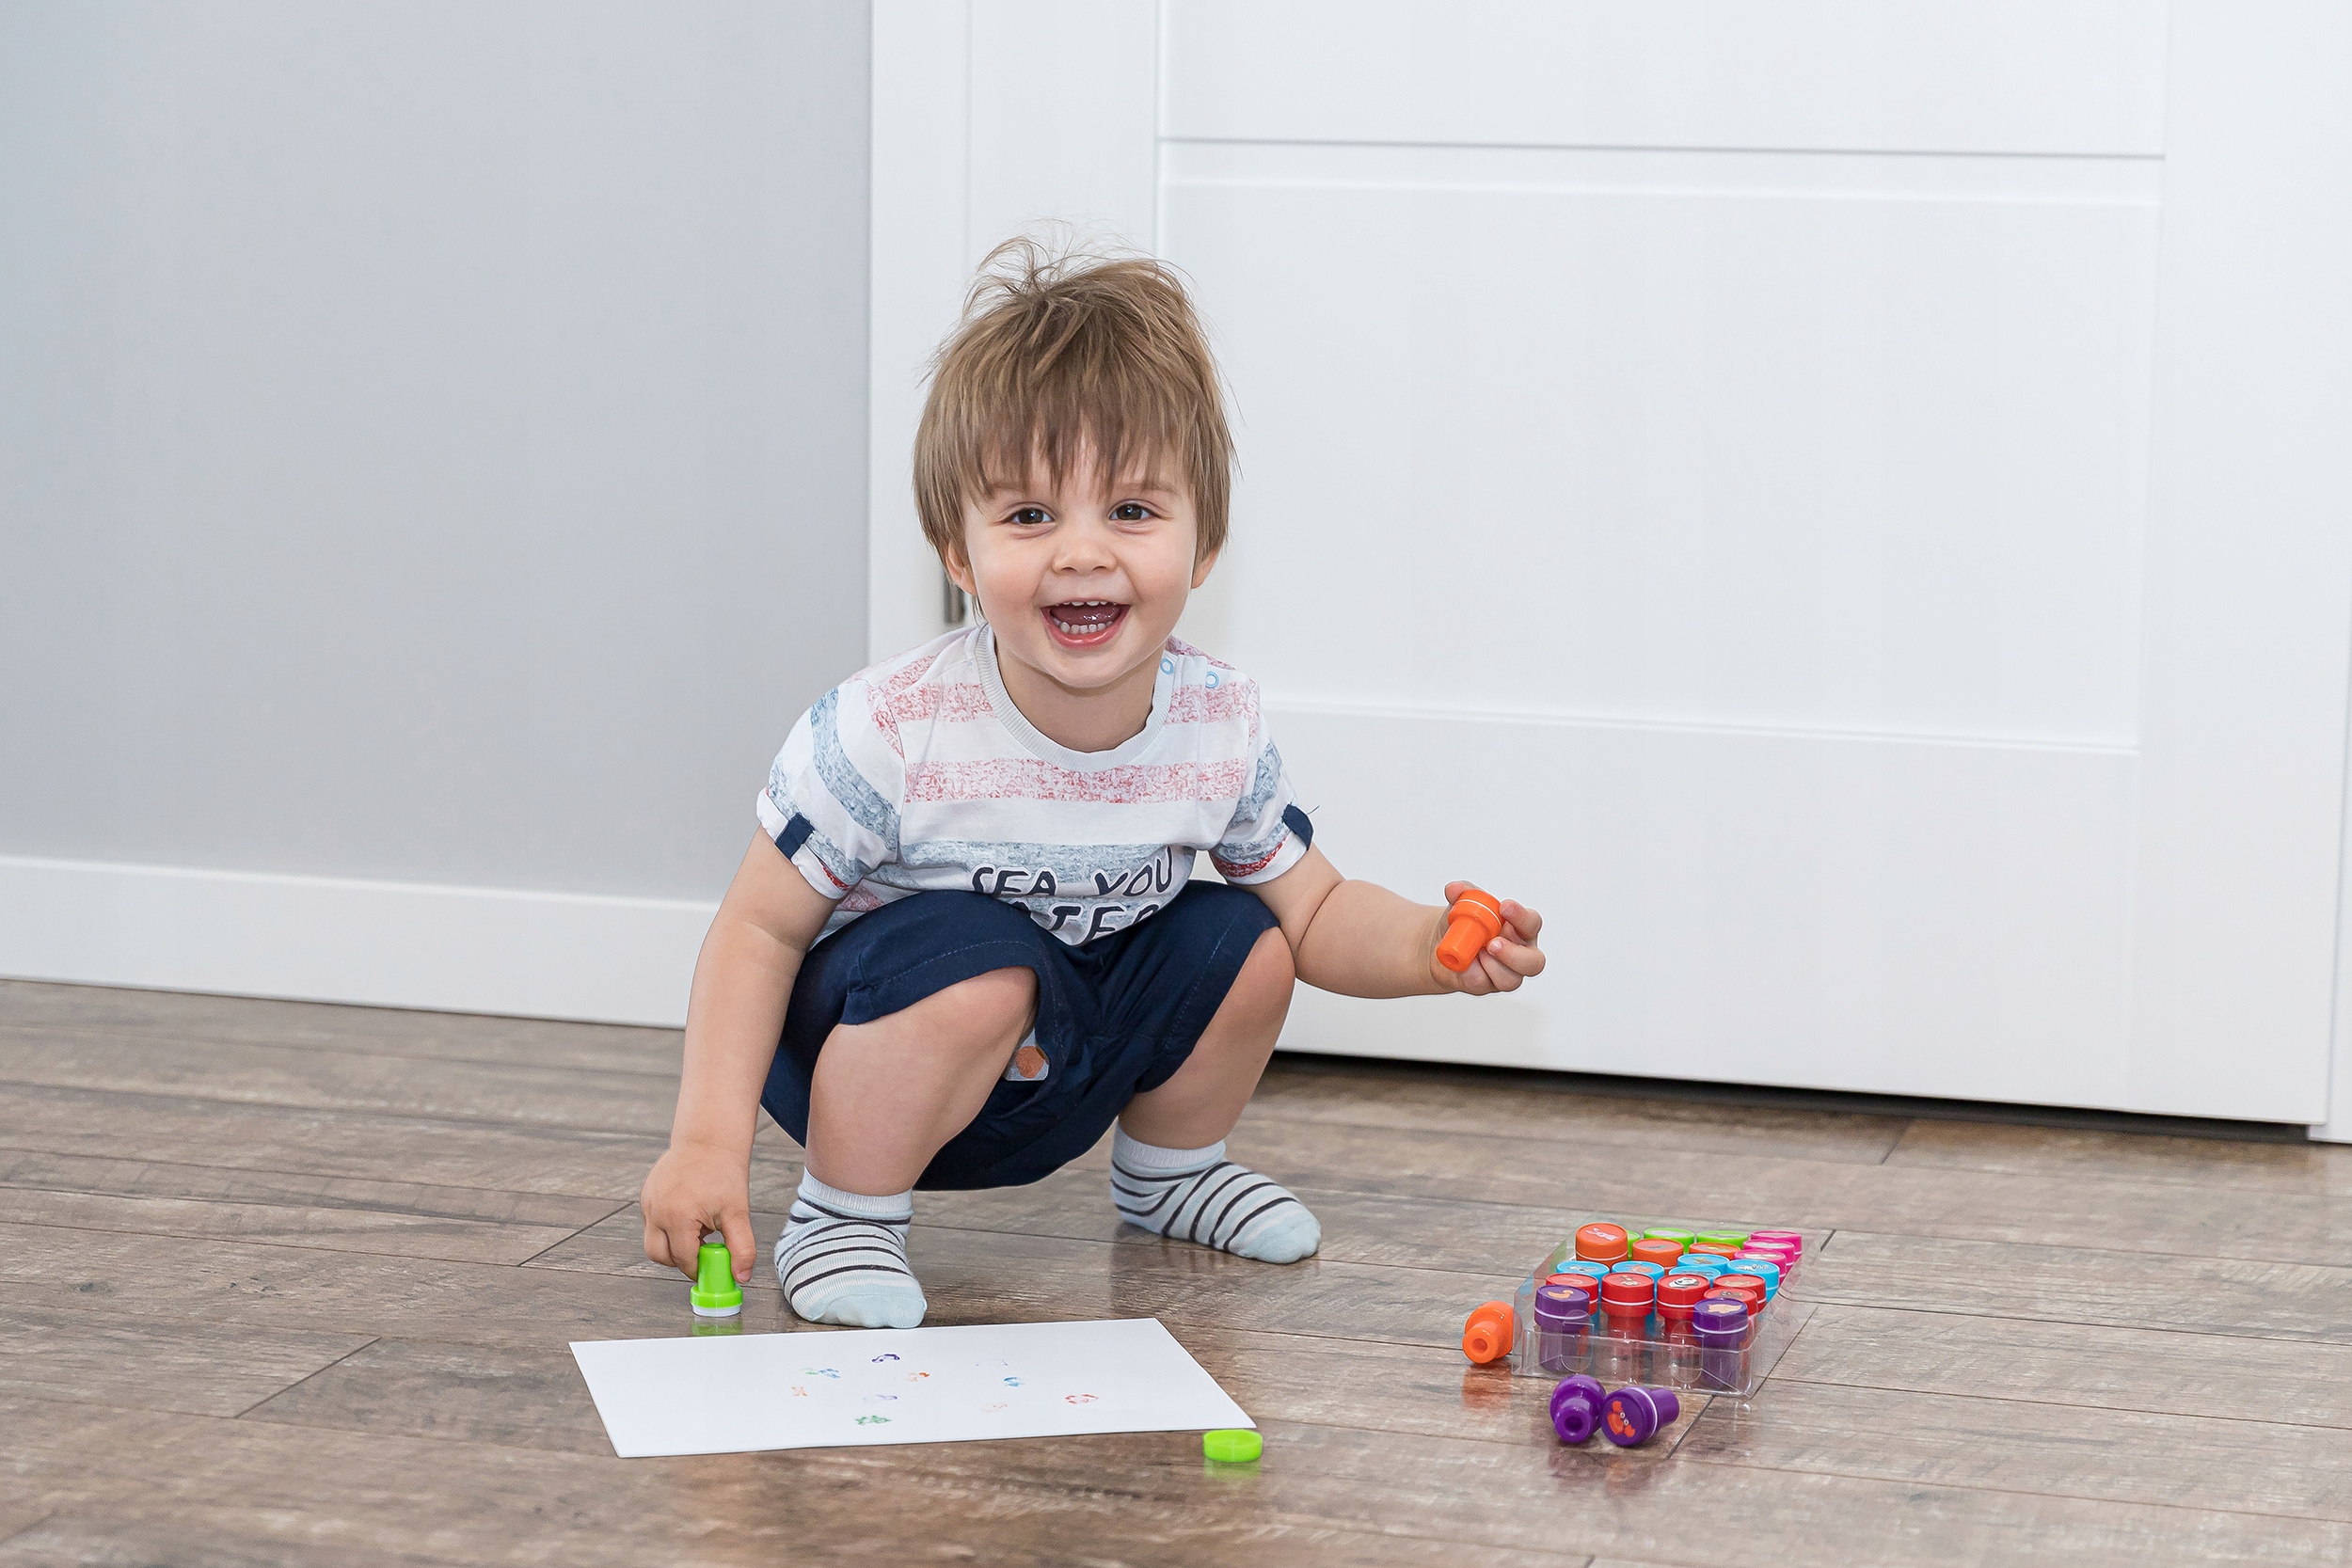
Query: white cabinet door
[{"left": 871, "top": 1, "right": 2352, "bottom": 1122}]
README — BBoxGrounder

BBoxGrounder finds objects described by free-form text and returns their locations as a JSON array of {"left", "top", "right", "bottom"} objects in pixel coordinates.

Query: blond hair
[{"left": 914, "top": 237, "right": 1233, "bottom": 566}]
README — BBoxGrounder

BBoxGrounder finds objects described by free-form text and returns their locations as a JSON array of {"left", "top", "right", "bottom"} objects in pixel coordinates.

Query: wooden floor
[{"left": 2, "top": 979, "right": 2345, "bottom": 1565}]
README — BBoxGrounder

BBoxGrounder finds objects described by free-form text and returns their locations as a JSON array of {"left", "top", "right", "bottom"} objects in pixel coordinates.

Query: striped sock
[
  {"left": 772, "top": 1172, "right": 927, "bottom": 1329},
  {"left": 1109, "top": 1126, "right": 1321, "bottom": 1264}
]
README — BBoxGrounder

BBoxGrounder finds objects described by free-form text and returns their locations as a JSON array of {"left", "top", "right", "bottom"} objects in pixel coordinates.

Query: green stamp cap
[
  {"left": 691, "top": 1240, "right": 744, "bottom": 1317},
  {"left": 1642, "top": 1228, "right": 1697, "bottom": 1245},
  {"left": 1202, "top": 1428, "right": 1263, "bottom": 1464},
  {"left": 1694, "top": 1230, "right": 1748, "bottom": 1250}
]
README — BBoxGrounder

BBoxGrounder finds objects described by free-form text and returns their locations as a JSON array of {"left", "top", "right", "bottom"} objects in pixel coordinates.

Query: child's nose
[{"left": 1052, "top": 525, "right": 1117, "bottom": 572}]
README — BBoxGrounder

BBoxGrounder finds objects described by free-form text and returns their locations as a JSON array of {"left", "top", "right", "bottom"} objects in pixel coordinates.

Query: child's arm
[
  {"left": 1249, "top": 845, "right": 1544, "bottom": 997},
  {"left": 642, "top": 832, "right": 837, "bottom": 1283}
]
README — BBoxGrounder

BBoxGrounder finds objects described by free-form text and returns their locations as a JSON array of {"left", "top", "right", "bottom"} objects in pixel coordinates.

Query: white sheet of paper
[{"left": 570, "top": 1317, "right": 1252, "bottom": 1457}]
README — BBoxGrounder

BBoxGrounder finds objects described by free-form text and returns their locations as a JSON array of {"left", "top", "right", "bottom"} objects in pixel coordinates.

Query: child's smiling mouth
[{"left": 1041, "top": 600, "right": 1129, "bottom": 649}]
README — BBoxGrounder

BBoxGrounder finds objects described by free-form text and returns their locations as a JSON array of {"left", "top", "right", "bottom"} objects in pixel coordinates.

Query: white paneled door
[{"left": 870, "top": 2, "right": 2352, "bottom": 1123}]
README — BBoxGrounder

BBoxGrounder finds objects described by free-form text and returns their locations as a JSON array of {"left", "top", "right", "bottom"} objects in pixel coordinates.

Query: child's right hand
[{"left": 641, "top": 1139, "right": 756, "bottom": 1284}]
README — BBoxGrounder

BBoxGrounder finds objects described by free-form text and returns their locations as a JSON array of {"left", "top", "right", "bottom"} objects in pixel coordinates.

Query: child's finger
[
  {"left": 664, "top": 1220, "right": 707, "bottom": 1280},
  {"left": 1475, "top": 949, "right": 1523, "bottom": 991},
  {"left": 1501, "top": 899, "right": 1543, "bottom": 942},
  {"left": 643, "top": 1212, "right": 673, "bottom": 1271},
  {"left": 1454, "top": 948, "right": 1502, "bottom": 991},
  {"left": 1490, "top": 936, "right": 1545, "bottom": 977},
  {"left": 720, "top": 1210, "right": 757, "bottom": 1283}
]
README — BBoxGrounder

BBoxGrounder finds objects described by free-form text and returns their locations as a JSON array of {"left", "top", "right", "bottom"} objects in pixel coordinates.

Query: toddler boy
[{"left": 641, "top": 242, "right": 1544, "bottom": 1328}]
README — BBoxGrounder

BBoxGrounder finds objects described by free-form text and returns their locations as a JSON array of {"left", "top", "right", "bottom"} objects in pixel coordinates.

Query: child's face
[{"left": 951, "top": 456, "right": 1215, "bottom": 700}]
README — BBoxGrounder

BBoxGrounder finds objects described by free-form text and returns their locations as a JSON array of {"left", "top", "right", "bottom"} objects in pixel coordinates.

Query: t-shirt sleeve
[
  {"left": 1209, "top": 713, "right": 1311, "bottom": 885},
  {"left": 755, "top": 679, "right": 903, "bottom": 898}
]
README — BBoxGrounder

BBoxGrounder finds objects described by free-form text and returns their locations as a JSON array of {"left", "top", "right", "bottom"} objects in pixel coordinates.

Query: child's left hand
[{"left": 1436, "top": 881, "right": 1545, "bottom": 994}]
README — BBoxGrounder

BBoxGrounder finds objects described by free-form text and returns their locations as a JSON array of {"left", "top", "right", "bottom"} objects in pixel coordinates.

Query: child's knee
[
  {"left": 1232, "top": 927, "right": 1295, "bottom": 1012},
  {"left": 813, "top": 965, "right": 1037, "bottom": 1086},
  {"left": 948, "top": 963, "right": 1039, "bottom": 1042}
]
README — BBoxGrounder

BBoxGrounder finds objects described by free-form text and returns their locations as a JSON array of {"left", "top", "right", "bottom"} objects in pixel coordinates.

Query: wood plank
[
  {"left": 0, "top": 1185, "right": 605, "bottom": 1268},
  {"left": 0, "top": 1507, "right": 1582, "bottom": 1568},
  {"left": 1681, "top": 1379, "right": 2352, "bottom": 1521},
  {"left": 8, "top": 1392, "right": 2344, "bottom": 1567},
  {"left": 1217, "top": 1114, "right": 2352, "bottom": 1266},
  {"left": 0, "top": 1029, "right": 678, "bottom": 1135},
  {"left": 0, "top": 1148, "right": 621, "bottom": 1259},
  {"left": 0, "top": 1223, "right": 802, "bottom": 1349},
  {"left": 236, "top": 1326, "right": 1679, "bottom": 1459},
  {"left": 1251, "top": 1058, "right": 1910, "bottom": 1166},
  {"left": 0, "top": 1303, "right": 373, "bottom": 1418},
  {"left": 1773, "top": 1304, "right": 2352, "bottom": 1428},
  {"left": 243, "top": 1338, "right": 617, "bottom": 1456},
  {"left": 0, "top": 1516, "right": 494, "bottom": 1568},
  {"left": 0, "top": 1082, "right": 671, "bottom": 1199},
  {"left": 0, "top": 1394, "right": 767, "bottom": 1568},
  {"left": 1883, "top": 1117, "right": 2352, "bottom": 1196},
  {"left": 0, "top": 1148, "right": 620, "bottom": 1227},
  {"left": 0, "top": 978, "right": 683, "bottom": 1076},
  {"left": 1804, "top": 1231, "right": 2352, "bottom": 1343}
]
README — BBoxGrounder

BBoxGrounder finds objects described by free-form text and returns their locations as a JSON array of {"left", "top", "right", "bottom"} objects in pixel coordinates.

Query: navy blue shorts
[{"left": 761, "top": 879, "right": 1280, "bottom": 1190}]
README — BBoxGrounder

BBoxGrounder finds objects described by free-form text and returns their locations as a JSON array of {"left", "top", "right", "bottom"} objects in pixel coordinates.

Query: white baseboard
[{"left": 0, "top": 854, "right": 712, "bottom": 1028}]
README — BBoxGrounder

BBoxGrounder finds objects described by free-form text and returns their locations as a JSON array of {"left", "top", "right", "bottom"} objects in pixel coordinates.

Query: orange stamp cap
[
  {"left": 1436, "top": 888, "right": 1506, "bottom": 973},
  {"left": 1573, "top": 1223, "right": 1630, "bottom": 1262},
  {"left": 1629, "top": 1237, "right": 1684, "bottom": 1269},
  {"left": 1462, "top": 1299, "right": 1515, "bottom": 1364}
]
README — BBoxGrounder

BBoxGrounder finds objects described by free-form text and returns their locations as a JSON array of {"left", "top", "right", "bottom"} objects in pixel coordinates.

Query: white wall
[{"left": 0, "top": 2, "right": 871, "bottom": 1022}]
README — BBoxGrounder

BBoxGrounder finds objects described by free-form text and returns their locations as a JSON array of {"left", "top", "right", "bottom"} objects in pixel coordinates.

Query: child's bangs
[{"left": 969, "top": 388, "right": 1186, "bottom": 507}]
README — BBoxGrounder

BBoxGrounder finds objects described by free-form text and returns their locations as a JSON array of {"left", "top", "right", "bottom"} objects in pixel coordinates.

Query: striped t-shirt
[{"left": 756, "top": 625, "right": 1312, "bottom": 946}]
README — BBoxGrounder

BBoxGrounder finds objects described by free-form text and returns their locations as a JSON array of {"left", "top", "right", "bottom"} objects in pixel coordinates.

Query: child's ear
[
  {"left": 943, "top": 543, "right": 977, "bottom": 596},
  {"left": 1190, "top": 545, "right": 1221, "bottom": 591}
]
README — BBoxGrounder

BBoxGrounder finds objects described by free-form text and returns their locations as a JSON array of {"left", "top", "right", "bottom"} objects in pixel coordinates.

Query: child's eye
[
  {"left": 1007, "top": 507, "right": 1051, "bottom": 527},
  {"left": 1110, "top": 502, "right": 1152, "bottom": 522}
]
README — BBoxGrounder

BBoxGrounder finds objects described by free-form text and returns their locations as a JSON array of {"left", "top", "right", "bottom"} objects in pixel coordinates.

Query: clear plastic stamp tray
[{"left": 1500, "top": 1216, "right": 1818, "bottom": 1400}]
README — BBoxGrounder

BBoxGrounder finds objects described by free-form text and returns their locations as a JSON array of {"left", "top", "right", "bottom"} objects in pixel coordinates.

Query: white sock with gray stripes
[
  {"left": 773, "top": 1171, "right": 926, "bottom": 1329},
  {"left": 1109, "top": 1126, "right": 1321, "bottom": 1264}
]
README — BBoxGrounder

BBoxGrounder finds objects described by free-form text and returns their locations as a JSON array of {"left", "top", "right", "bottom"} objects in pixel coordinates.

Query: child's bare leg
[
  {"left": 1110, "top": 928, "right": 1321, "bottom": 1263},
  {"left": 778, "top": 964, "right": 1037, "bottom": 1327},
  {"left": 805, "top": 964, "right": 1038, "bottom": 1194},
  {"left": 1120, "top": 927, "right": 1295, "bottom": 1145}
]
